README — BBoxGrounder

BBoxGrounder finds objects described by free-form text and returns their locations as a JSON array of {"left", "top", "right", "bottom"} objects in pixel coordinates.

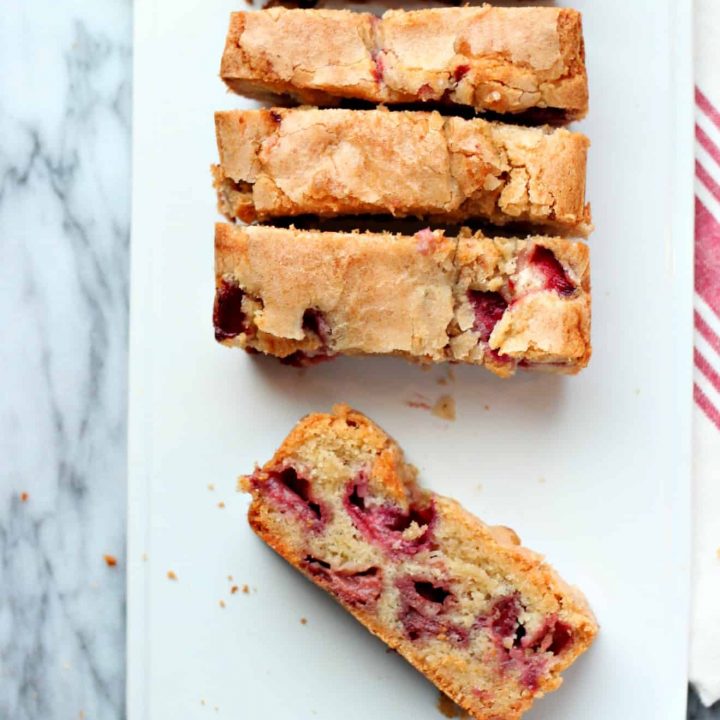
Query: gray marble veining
[
  {"left": 0, "top": 1, "right": 131, "bottom": 718},
  {"left": 0, "top": 2, "right": 716, "bottom": 719}
]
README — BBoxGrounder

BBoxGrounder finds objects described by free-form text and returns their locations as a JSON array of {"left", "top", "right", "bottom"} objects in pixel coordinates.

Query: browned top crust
[
  {"left": 214, "top": 223, "right": 591, "bottom": 376},
  {"left": 220, "top": 6, "right": 588, "bottom": 120},
  {"left": 213, "top": 108, "right": 591, "bottom": 234}
]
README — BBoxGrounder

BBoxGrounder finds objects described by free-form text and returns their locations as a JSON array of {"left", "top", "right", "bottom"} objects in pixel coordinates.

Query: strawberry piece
[
  {"left": 468, "top": 291, "right": 508, "bottom": 343},
  {"left": 529, "top": 246, "right": 575, "bottom": 296}
]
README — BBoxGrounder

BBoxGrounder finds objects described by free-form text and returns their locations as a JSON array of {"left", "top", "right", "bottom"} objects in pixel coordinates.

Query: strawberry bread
[
  {"left": 213, "top": 223, "right": 591, "bottom": 377},
  {"left": 220, "top": 6, "right": 588, "bottom": 121},
  {"left": 242, "top": 405, "right": 598, "bottom": 720},
  {"left": 213, "top": 107, "right": 591, "bottom": 234}
]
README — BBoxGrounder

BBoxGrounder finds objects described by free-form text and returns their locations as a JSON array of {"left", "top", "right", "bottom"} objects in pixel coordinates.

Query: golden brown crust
[
  {"left": 220, "top": 7, "right": 588, "bottom": 119},
  {"left": 214, "top": 223, "right": 591, "bottom": 376},
  {"left": 241, "top": 405, "right": 598, "bottom": 720},
  {"left": 214, "top": 108, "right": 591, "bottom": 234}
]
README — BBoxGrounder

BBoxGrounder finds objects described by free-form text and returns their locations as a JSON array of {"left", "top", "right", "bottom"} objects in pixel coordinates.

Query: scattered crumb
[
  {"left": 407, "top": 393, "right": 432, "bottom": 411},
  {"left": 19, "top": 492, "right": 29, "bottom": 502},
  {"left": 242, "top": 584, "right": 250, "bottom": 594},
  {"left": 142, "top": 552, "right": 148, "bottom": 562},
  {"left": 103, "top": 554, "right": 117, "bottom": 567},
  {"left": 201, "top": 700, "right": 206, "bottom": 706},
  {"left": 62, "top": 661, "right": 71, "bottom": 670},
  {"left": 219, "top": 600, "right": 226, "bottom": 608},
  {"left": 437, "top": 692, "right": 469, "bottom": 718},
  {"left": 230, "top": 585, "right": 239, "bottom": 594},
  {"left": 484, "top": 404, "right": 490, "bottom": 411},
  {"left": 208, "top": 483, "right": 215, "bottom": 491},
  {"left": 635, "top": 388, "right": 641, "bottom": 396},
  {"left": 214, "top": 707, "right": 219, "bottom": 713},
  {"left": 300, "top": 617, "right": 308, "bottom": 625},
  {"left": 432, "top": 394, "right": 456, "bottom": 421},
  {"left": 538, "top": 477, "right": 546, "bottom": 484},
  {"left": 227, "top": 575, "right": 234, "bottom": 582},
  {"left": 217, "top": 501, "right": 225, "bottom": 509},
  {"left": 716, "top": 547, "right": 720, "bottom": 560},
  {"left": 78, "top": 712, "right": 86, "bottom": 720},
  {"left": 476, "top": 483, "right": 483, "bottom": 493},
  {"left": 437, "top": 368, "right": 455, "bottom": 386},
  {"left": 167, "top": 570, "right": 178, "bottom": 581}
]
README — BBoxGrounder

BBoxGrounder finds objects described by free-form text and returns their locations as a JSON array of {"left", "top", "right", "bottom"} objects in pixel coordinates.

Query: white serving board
[{"left": 128, "top": 1, "right": 694, "bottom": 718}]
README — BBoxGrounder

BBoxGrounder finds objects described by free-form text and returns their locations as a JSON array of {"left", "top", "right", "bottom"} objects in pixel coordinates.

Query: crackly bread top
[
  {"left": 214, "top": 108, "right": 591, "bottom": 233},
  {"left": 214, "top": 224, "right": 591, "bottom": 376},
  {"left": 220, "top": 6, "right": 588, "bottom": 119}
]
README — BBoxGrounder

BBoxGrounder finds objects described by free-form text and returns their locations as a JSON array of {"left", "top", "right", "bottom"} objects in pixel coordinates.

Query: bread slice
[
  {"left": 220, "top": 7, "right": 588, "bottom": 121},
  {"left": 213, "top": 108, "right": 591, "bottom": 234},
  {"left": 241, "top": 405, "right": 598, "bottom": 720},
  {"left": 214, "top": 223, "right": 591, "bottom": 377}
]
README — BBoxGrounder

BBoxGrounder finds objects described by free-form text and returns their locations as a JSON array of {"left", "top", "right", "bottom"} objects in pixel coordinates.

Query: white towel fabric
[{"left": 690, "top": 0, "right": 720, "bottom": 707}]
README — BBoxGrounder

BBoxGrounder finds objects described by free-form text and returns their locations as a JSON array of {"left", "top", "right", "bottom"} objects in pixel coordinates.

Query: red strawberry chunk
[
  {"left": 214, "top": 281, "right": 247, "bottom": 341},
  {"left": 305, "top": 558, "right": 383, "bottom": 607},
  {"left": 254, "top": 467, "right": 329, "bottom": 529},
  {"left": 529, "top": 246, "right": 575, "bottom": 296},
  {"left": 453, "top": 64, "right": 470, "bottom": 82},
  {"left": 468, "top": 291, "right": 508, "bottom": 343},
  {"left": 343, "top": 477, "right": 435, "bottom": 556}
]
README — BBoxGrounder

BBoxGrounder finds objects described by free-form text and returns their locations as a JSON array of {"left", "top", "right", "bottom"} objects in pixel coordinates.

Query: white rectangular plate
[{"left": 128, "top": 1, "right": 694, "bottom": 718}]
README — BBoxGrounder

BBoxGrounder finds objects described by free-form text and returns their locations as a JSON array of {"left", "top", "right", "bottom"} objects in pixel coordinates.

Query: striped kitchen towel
[{"left": 690, "top": 0, "right": 720, "bottom": 706}]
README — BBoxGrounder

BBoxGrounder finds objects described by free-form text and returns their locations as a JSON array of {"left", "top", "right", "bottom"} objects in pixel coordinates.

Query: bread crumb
[
  {"left": 227, "top": 575, "right": 234, "bottom": 582},
  {"left": 437, "top": 368, "right": 455, "bottom": 386},
  {"left": 103, "top": 554, "right": 117, "bottom": 567},
  {"left": 219, "top": 600, "right": 226, "bottom": 608},
  {"left": 242, "top": 584, "right": 250, "bottom": 594},
  {"left": 78, "top": 712, "right": 86, "bottom": 720},
  {"left": 142, "top": 552, "right": 148, "bottom": 562},
  {"left": 716, "top": 547, "right": 720, "bottom": 560},
  {"left": 217, "top": 501, "right": 225, "bottom": 509},
  {"left": 300, "top": 617, "right": 308, "bottom": 625},
  {"left": 432, "top": 395, "right": 456, "bottom": 421},
  {"left": 476, "top": 483, "right": 483, "bottom": 492},
  {"left": 230, "top": 585, "right": 239, "bottom": 594},
  {"left": 167, "top": 570, "right": 178, "bottom": 581},
  {"left": 201, "top": 699, "right": 206, "bottom": 706},
  {"left": 538, "top": 477, "right": 546, "bottom": 484},
  {"left": 437, "top": 692, "right": 469, "bottom": 718},
  {"left": 20, "top": 492, "right": 29, "bottom": 502},
  {"left": 407, "top": 393, "right": 432, "bottom": 411},
  {"left": 484, "top": 404, "right": 490, "bottom": 411},
  {"left": 208, "top": 483, "right": 215, "bottom": 491}
]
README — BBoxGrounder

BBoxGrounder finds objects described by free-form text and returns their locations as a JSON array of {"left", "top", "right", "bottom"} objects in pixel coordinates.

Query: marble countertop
[{"left": 0, "top": 1, "right": 715, "bottom": 718}]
